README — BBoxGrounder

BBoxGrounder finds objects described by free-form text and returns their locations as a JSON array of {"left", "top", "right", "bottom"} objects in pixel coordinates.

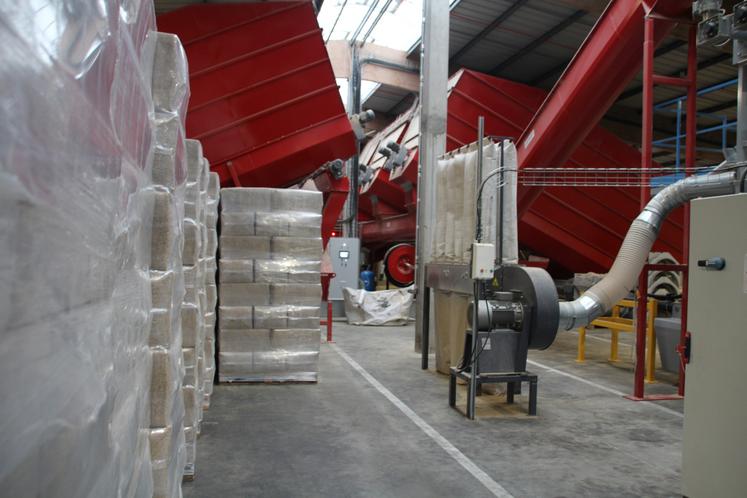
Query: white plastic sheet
[
  {"left": 0, "top": 1, "right": 162, "bottom": 496},
  {"left": 342, "top": 287, "right": 415, "bottom": 326},
  {"left": 202, "top": 171, "right": 219, "bottom": 407},
  {"left": 148, "top": 30, "right": 191, "bottom": 496},
  {"left": 432, "top": 140, "right": 518, "bottom": 265},
  {"left": 181, "top": 139, "right": 205, "bottom": 478}
]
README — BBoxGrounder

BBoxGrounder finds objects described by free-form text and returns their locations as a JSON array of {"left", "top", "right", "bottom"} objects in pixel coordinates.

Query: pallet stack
[
  {"left": 181, "top": 139, "right": 209, "bottom": 479},
  {"left": 203, "top": 172, "right": 220, "bottom": 407},
  {"left": 148, "top": 32, "right": 190, "bottom": 498},
  {"left": 0, "top": 0, "right": 164, "bottom": 497},
  {"left": 218, "top": 188, "right": 323, "bottom": 382}
]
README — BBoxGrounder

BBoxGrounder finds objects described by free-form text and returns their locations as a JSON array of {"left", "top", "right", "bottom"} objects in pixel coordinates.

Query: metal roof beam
[
  {"left": 701, "top": 100, "right": 736, "bottom": 113},
  {"left": 617, "top": 51, "right": 731, "bottom": 102},
  {"left": 528, "top": 61, "right": 569, "bottom": 86},
  {"left": 602, "top": 114, "right": 724, "bottom": 147},
  {"left": 449, "top": 0, "right": 528, "bottom": 65},
  {"left": 489, "top": 10, "right": 586, "bottom": 75},
  {"left": 529, "top": 35, "right": 683, "bottom": 87}
]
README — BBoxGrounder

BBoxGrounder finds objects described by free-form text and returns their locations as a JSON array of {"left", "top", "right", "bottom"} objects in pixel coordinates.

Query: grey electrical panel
[
  {"left": 327, "top": 237, "right": 361, "bottom": 315},
  {"left": 683, "top": 193, "right": 747, "bottom": 498}
]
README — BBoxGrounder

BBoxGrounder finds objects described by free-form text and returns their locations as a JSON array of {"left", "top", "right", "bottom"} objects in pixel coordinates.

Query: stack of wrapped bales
[
  {"left": 218, "top": 188, "right": 323, "bottom": 382},
  {"left": 0, "top": 2, "right": 191, "bottom": 497},
  {"left": 181, "top": 139, "right": 208, "bottom": 479},
  {"left": 147, "top": 32, "right": 191, "bottom": 497},
  {"left": 203, "top": 172, "right": 220, "bottom": 407}
]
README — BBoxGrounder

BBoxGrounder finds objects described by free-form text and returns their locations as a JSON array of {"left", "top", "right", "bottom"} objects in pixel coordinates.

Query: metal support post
[
  {"left": 467, "top": 281, "right": 479, "bottom": 420},
  {"left": 629, "top": 16, "right": 695, "bottom": 402},
  {"left": 420, "top": 286, "right": 430, "bottom": 369},
  {"left": 633, "top": 16, "right": 655, "bottom": 400},
  {"left": 414, "top": 0, "right": 449, "bottom": 354},
  {"left": 344, "top": 45, "right": 361, "bottom": 237},
  {"left": 466, "top": 117, "right": 485, "bottom": 415},
  {"left": 326, "top": 301, "right": 333, "bottom": 343},
  {"left": 737, "top": 64, "right": 747, "bottom": 161}
]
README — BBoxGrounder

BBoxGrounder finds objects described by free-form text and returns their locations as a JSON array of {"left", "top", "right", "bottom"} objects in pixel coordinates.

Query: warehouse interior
[{"left": 2, "top": 0, "right": 746, "bottom": 497}]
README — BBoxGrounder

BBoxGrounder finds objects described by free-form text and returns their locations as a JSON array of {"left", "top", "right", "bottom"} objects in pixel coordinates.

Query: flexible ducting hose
[{"left": 558, "top": 171, "right": 738, "bottom": 330}]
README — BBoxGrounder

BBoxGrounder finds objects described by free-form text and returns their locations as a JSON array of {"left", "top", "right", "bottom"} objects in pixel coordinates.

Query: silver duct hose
[{"left": 558, "top": 171, "right": 738, "bottom": 330}]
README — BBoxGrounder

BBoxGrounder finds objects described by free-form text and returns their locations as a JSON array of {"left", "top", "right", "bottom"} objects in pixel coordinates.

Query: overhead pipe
[{"left": 558, "top": 170, "right": 738, "bottom": 331}]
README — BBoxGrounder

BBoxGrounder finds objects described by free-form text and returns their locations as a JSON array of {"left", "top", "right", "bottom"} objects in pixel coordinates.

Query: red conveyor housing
[
  {"left": 359, "top": 69, "right": 685, "bottom": 274},
  {"left": 157, "top": 2, "right": 357, "bottom": 188},
  {"left": 516, "top": 0, "right": 690, "bottom": 213},
  {"left": 361, "top": 0, "right": 693, "bottom": 274}
]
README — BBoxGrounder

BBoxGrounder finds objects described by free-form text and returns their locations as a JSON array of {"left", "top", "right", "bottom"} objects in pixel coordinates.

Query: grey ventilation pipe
[{"left": 558, "top": 170, "right": 738, "bottom": 330}]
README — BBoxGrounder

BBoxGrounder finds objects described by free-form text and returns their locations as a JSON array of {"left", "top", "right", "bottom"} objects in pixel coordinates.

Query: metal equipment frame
[
  {"left": 420, "top": 118, "right": 540, "bottom": 420},
  {"left": 449, "top": 369, "right": 538, "bottom": 420},
  {"left": 576, "top": 297, "right": 659, "bottom": 384},
  {"left": 629, "top": 16, "right": 697, "bottom": 402}
]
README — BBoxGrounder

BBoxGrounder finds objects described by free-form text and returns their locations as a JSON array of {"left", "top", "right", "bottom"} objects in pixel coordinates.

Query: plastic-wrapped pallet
[
  {"left": 181, "top": 139, "right": 207, "bottom": 479},
  {"left": 203, "top": 172, "right": 220, "bottom": 408},
  {"left": 218, "top": 188, "right": 322, "bottom": 382},
  {"left": 147, "top": 31, "right": 191, "bottom": 497},
  {"left": 0, "top": 2, "right": 164, "bottom": 496},
  {"left": 194, "top": 157, "right": 209, "bottom": 423}
]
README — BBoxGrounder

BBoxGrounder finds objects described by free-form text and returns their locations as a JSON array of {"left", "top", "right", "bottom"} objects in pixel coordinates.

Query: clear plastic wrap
[
  {"left": 219, "top": 235, "right": 272, "bottom": 260},
  {"left": 147, "top": 31, "right": 191, "bottom": 498},
  {"left": 202, "top": 172, "right": 219, "bottom": 405},
  {"left": 219, "top": 259, "right": 255, "bottom": 283},
  {"left": 181, "top": 140, "right": 206, "bottom": 478},
  {"left": 220, "top": 283, "right": 271, "bottom": 306},
  {"left": 254, "top": 260, "right": 321, "bottom": 284},
  {"left": 219, "top": 329, "right": 320, "bottom": 382},
  {"left": 0, "top": 1, "right": 166, "bottom": 496},
  {"left": 218, "top": 188, "right": 322, "bottom": 383}
]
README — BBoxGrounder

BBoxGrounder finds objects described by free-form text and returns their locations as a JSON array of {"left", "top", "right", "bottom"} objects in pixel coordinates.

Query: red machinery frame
[
  {"left": 312, "top": 163, "right": 351, "bottom": 343},
  {"left": 627, "top": 14, "right": 696, "bottom": 402},
  {"left": 157, "top": 2, "right": 357, "bottom": 188},
  {"left": 360, "top": 70, "right": 686, "bottom": 273}
]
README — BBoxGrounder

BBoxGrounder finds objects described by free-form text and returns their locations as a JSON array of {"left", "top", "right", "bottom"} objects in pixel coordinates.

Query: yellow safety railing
[{"left": 576, "top": 298, "right": 658, "bottom": 383}]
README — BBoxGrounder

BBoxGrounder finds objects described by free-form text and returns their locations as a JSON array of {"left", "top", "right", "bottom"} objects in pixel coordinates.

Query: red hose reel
[{"left": 383, "top": 243, "right": 415, "bottom": 287}]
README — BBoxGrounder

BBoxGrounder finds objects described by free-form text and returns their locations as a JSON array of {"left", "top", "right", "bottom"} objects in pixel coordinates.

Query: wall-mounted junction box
[
  {"left": 471, "top": 242, "right": 495, "bottom": 280},
  {"left": 328, "top": 237, "right": 361, "bottom": 317}
]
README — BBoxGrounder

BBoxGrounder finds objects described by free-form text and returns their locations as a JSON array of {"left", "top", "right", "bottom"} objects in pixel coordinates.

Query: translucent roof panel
[
  {"left": 336, "top": 77, "right": 381, "bottom": 111},
  {"left": 318, "top": 0, "right": 424, "bottom": 50}
]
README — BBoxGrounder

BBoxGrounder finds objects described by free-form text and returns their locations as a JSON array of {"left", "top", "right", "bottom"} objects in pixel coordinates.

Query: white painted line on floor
[
  {"left": 329, "top": 342, "right": 514, "bottom": 498},
  {"left": 526, "top": 359, "right": 684, "bottom": 419}
]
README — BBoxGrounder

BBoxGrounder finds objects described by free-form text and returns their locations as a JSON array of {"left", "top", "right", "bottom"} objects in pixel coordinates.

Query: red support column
[
  {"left": 326, "top": 301, "right": 333, "bottom": 343},
  {"left": 632, "top": 16, "right": 656, "bottom": 400},
  {"left": 630, "top": 16, "right": 694, "bottom": 402}
]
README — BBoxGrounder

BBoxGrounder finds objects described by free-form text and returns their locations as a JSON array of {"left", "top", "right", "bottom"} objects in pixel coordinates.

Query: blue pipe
[
  {"left": 654, "top": 77, "right": 738, "bottom": 110},
  {"left": 653, "top": 120, "right": 736, "bottom": 144},
  {"left": 650, "top": 143, "right": 724, "bottom": 153}
]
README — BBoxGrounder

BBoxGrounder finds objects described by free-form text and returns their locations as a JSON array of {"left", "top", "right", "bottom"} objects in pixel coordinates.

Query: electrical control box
[
  {"left": 471, "top": 242, "right": 495, "bottom": 280},
  {"left": 328, "top": 237, "right": 361, "bottom": 315},
  {"left": 683, "top": 193, "right": 747, "bottom": 498}
]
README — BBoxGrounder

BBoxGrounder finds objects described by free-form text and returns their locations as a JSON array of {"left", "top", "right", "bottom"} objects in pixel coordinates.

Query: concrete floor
[{"left": 185, "top": 323, "right": 684, "bottom": 497}]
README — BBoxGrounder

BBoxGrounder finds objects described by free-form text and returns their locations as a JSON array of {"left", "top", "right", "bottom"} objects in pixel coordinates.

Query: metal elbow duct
[{"left": 558, "top": 171, "right": 738, "bottom": 330}]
